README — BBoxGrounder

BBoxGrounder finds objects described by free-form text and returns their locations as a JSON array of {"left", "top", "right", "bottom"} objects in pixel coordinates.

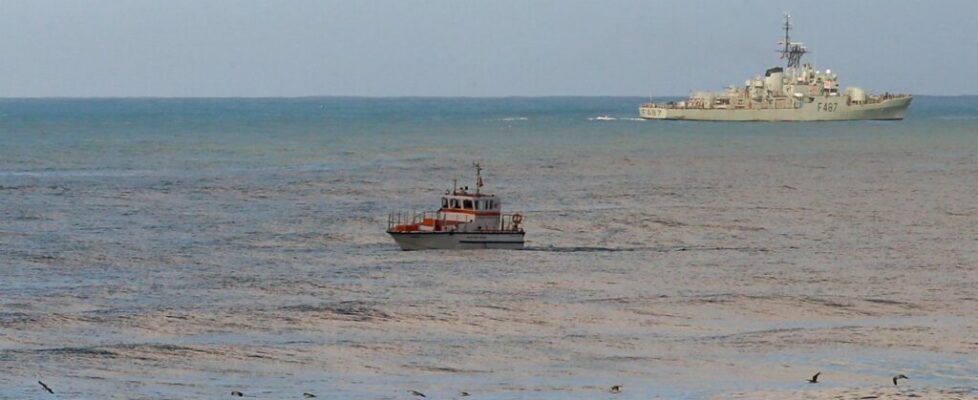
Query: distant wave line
[{"left": 0, "top": 164, "right": 337, "bottom": 179}]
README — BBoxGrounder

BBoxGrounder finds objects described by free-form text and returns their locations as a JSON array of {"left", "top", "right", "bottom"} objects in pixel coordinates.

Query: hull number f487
[{"left": 816, "top": 102, "right": 838, "bottom": 112}]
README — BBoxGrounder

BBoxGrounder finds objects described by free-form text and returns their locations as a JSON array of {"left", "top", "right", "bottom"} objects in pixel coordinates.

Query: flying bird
[
  {"left": 460, "top": 391, "right": 470, "bottom": 397},
  {"left": 37, "top": 381, "right": 54, "bottom": 394},
  {"left": 304, "top": 392, "right": 316, "bottom": 398},
  {"left": 807, "top": 372, "right": 821, "bottom": 383},
  {"left": 893, "top": 374, "right": 909, "bottom": 386},
  {"left": 409, "top": 390, "right": 426, "bottom": 397},
  {"left": 231, "top": 390, "right": 243, "bottom": 397},
  {"left": 610, "top": 385, "right": 622, "bottom": 393}
]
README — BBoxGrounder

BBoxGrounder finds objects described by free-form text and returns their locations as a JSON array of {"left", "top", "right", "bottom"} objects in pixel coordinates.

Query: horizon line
[{"left": 0, "top": 93, "right": 973, "bottom": 100}]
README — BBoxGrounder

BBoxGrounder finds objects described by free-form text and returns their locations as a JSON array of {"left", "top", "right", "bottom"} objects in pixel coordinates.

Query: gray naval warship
[{"left": 640, "top": 14, "right": 911, "bottom": 121}]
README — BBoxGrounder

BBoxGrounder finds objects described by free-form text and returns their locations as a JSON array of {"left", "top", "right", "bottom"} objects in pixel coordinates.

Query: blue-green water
[
  {"left": 1, "top": 97, "right": 977, "bottom": 399},
  {"left": 1, "top": 96, "right": 975, "bottom": 173}
]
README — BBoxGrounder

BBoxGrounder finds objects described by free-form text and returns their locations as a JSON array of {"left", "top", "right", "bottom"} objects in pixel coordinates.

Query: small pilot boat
[{"left": 387, "top": 164, "right": 525, "bottom": 250}]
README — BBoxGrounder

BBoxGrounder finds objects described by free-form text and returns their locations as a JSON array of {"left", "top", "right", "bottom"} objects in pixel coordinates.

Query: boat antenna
[
  {"left": 778, "top": 12, "right": 808, "bottom": 71},
  {"left": 453, "top": 178, "right": 457, "bottom": 195},
  {"left": 473, "top": 162, "right": 483, "bottom": 195}
]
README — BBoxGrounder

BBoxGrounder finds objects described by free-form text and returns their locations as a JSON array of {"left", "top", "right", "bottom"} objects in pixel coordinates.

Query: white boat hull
[{"left": 388, "top": 231, "right": 525, "bottom": 250}]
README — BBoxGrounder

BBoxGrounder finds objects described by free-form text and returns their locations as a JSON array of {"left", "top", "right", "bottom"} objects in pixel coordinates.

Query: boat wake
[
  {"left": 523, "top": 245, "right": 771, "bottom": 253},
  {"left": 588, "top": 116, "right": 644, "bottom": 121},
  {"left": 522, "top": 245, "right": 667, "bottom": 253}
]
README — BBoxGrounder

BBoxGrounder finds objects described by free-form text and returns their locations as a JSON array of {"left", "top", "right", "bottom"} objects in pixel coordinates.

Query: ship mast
[
  {"left": 778, "top": 12, "right": 808, "bottom": 72},
  {"left": 473, "top": 162, "right": 483, "bottom": 195}
]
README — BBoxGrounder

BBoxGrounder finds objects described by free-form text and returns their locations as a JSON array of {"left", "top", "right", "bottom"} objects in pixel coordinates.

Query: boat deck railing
[
  {"left": 387, "top": 210, "right": 524, "bottom": 233},
  {"left": 498, "top": 213, "right": 524, "bottom": 232}
]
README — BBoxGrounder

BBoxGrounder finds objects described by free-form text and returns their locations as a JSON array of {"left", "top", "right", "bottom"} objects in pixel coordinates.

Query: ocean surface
[{"left": 1, "top": 97, "right": 977, "bottom": 399}]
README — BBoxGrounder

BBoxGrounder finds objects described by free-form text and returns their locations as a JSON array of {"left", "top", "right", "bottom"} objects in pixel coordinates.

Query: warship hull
[{"left": 640, "top": 94, "right": 911, "bottom": 122}]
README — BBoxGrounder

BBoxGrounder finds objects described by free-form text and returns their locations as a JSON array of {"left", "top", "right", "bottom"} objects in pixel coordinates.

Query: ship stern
[{"left": 639, "top": 104, "right": 676, "bottom": 120}]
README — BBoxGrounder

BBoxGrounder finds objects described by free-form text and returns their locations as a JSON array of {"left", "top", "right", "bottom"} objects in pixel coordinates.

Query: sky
[{"left": 0, "top": 0, "right": 976, "bottom": 97}]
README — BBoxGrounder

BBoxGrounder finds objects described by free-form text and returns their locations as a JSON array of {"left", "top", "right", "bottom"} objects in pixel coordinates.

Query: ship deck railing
[
  {"left": 641, "top": 102, "right": 727, "bottom": 110},
  {"left": 868, "top": 93, "right": 912, "bottom": 102}
]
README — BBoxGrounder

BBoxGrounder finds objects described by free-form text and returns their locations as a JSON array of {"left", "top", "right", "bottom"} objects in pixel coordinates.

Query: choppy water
[{"left": 2, "top": 97, "right": 978, "bottom": 399}]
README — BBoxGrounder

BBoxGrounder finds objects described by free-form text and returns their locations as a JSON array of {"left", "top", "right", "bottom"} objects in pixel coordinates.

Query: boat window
[
  {"left": 474, "top": 200, "right": 481, "bottom": 210},
  {"left": 441, "top": 198, "right": 448, "bottom": 208},
  {"left": 463, "top": 200, "right": 473, "bottom": 209},
  {"left": 451, "top": 199, "right": 459, "bottom": 209}
]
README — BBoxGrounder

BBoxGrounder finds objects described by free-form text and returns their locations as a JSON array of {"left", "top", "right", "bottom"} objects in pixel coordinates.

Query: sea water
[{"left": 1, "top": 97, "right": 977, "bottom": 399}]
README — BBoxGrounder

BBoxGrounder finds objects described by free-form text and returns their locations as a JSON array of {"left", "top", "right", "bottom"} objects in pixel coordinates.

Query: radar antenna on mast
[{"left": 777, "top": 12, "right": 808, "bottom": 70}]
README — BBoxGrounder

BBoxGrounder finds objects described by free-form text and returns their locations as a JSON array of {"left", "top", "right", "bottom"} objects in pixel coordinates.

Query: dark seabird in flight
[
  {"left": 460, "top": 391, "right": 470, "bottom": 397},
  {"left": 893, "top": 374, "right": 909, "bottom": 386},
  {"left": 38, "top": 381, "right": 54, "bottom": 394},
  {"left": 231, "top": 390, "right": 243, "bottom": 397},
  {"left": 610, "top": 385, "right": 622, "bottom": 393},
  {"left": 807, "top": 372, "right": 821, "bottom": 383},
  {"left": 304, "top": 392, "right": 316, "bottom": 398},
  {"left": 409, "top": 390, "right": 426, "bottom": 397}
]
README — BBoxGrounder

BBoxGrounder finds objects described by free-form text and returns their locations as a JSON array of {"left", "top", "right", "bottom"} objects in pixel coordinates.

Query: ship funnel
[
  {"left": 701, "top": 93, "right": 715, "bottom": 109},
  {"left": 764, "top": 67, "right": 784, "bottom": 96},
  {"left": 764, "top": 67, "right": 784, "bottom": 77},
  {"left": 846, "top": 87, "right": 866, "bottom": 103}
]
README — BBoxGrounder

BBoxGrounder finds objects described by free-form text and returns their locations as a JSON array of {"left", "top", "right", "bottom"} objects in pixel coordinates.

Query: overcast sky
[{"left": 0, "top": 0, "right": 975, "bottom": 97}]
